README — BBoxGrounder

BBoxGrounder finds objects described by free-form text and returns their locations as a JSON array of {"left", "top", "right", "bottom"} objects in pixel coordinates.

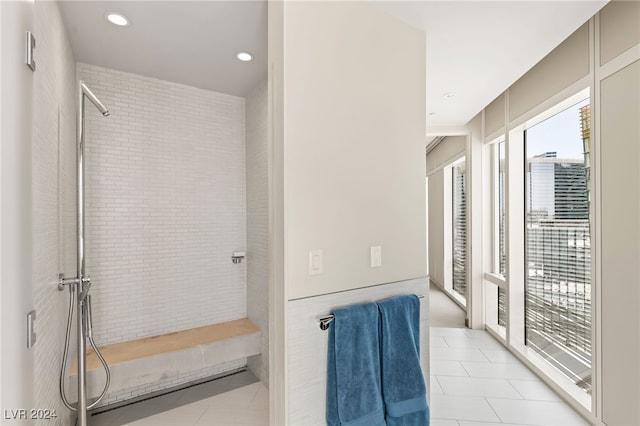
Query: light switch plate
[
  {"left": 370, "top": 246, "right": 382, "bottom": 268},
  {"left": 309, "top": 249, "right": 323, "bottom": 275}
]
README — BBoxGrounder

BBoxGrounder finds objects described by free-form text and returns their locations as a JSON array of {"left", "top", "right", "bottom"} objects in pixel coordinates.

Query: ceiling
[
  {"left": 59, "top": 0, "right": 608, "bottom": 128},
  {"left": 374, "top": 1, "right": 608, "bottom": 133},
  {"left": 58, "top": 1, "right": 268, "bottom": 97}
]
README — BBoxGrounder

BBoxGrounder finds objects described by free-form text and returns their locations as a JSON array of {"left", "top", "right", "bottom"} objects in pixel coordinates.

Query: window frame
[
  {"left": 484, "top": 135, "right": 508, "bottom": 337},
  {"left": 506, "top": 88, "right": 592, "bottom": 411},
  {"left": 522, "top": 93, "right": 592, "bottom": 397}
]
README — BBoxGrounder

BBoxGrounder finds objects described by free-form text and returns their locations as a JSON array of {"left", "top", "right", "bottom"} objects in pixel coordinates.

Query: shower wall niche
[{"left": 77, "top": 62, "right": 268, "bottom": 387}]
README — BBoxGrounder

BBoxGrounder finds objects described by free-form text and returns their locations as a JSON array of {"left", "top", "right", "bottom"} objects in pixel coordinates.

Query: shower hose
[{"left": 59, "top": 284, "right": 111, "bottom": 411}]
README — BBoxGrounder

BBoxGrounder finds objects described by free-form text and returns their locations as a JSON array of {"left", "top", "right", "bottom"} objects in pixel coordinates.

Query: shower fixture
[
  {"left": 232, "top": 251, "right": 246, "bottom": 264},
  {"left": 59, "top": 81, "right": 111, "bottom": 426},
  {"left": 81, "top": 83, "right": 110, "bottom": 116}
]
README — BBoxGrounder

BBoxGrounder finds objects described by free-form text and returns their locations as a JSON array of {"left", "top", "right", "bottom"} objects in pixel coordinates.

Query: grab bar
[{"left": 318, "top": 294, "right": 425, "bottom": 330}]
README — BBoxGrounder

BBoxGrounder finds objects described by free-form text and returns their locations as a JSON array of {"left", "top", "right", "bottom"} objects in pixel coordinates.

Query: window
[
  {"left": 452, "top": 160, "right": 467, "bottom": 302},
  {"left": 495, "top": 140, "right": 507, "bottom": 327},
  {"left": 524, "top": 98, "right": 592, "bottom": 394},
  {"left": 497, "top": 140, "right": 506, "bottom": 277}
]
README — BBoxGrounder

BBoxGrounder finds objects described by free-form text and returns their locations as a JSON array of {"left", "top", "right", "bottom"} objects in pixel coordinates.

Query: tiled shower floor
[{"left": 89, "top": 370, "right": 268, "bottom": 426}]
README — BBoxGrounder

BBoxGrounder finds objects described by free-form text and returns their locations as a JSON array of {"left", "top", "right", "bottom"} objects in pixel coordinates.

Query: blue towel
[
  {"left": 378, "top": 295, "right": 429, "bottom": 426},
  {"left": 326, "top": 302, "right": 386, "bottom": 426}
]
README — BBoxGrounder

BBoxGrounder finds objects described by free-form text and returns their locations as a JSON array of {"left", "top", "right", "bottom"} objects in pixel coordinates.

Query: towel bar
[{"left": 318, "top": 294, "right": 425, "bottom": 330}]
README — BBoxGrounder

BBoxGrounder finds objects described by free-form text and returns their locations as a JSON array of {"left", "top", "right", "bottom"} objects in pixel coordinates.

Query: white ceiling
[
  {"left": 59, "top": 1, "right": 268, "bottom": 97},
  {"left": 59, "top": 0, "right": 608, "bottom": 128},
  {"left": 373, "top": 1, "right": 608, "bottom": 133}
]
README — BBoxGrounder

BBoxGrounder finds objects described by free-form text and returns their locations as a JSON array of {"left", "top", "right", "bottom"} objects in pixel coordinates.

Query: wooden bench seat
[
  {"left": 72, "top": 318, "right": 260, "bottom": 373},
  {"left": 68, "top": 318, "right": 262, "bottom": 406}
]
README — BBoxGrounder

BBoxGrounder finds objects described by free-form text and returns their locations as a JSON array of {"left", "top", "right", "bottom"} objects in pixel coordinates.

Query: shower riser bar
[{"left": 59, "top": 81, "right": 111, "bottom": 426}]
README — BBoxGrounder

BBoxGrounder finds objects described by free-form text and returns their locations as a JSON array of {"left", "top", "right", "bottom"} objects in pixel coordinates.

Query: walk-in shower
[{"left": 58, "top": 81, "right": 111, "bottom": 426}]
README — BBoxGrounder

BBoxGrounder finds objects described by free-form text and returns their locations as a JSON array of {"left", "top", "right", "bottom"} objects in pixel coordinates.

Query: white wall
[
  {"left": 599, "top": 0, "right": 640, "bottom": 65},
  {"left": 427, "top": 170, "right": 444, "bottom": 287},
  {"left": 31, "top": 1, "right": 77, "bottom": 423},
  {"left": 508, "top": 23, "right": 590, "bottom": 124},
  {"left": 426, "top": 135, "right": 466, "bottom": 175},
  {"left": 283, "top": 1, "right": 427, "bottom": 300},
  {"left": 1, "top": 1, "right": 35, "bottom": 422},
  {"left": 484, "top": 93, "right": 505, "bottom": 138},
  {"left": 269, "top": 2, "right": 428, "bottom": 422},
  {"left": 246, "top": 77, "right": 269, "bottom": 385},
  {"left": 77, "top": 63, "right": 248, "bottom": 345},
  {"left": 597, "top": 3, "right": 640, "bottom": 422},
  {"left": 267, "top": 2, "right": 286, "bottom": 423},
  {"left": 600, "top": 58, "right": 640, "bottom": 426}
]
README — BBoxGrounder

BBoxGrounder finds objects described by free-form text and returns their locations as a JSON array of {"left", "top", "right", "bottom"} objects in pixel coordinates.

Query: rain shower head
[{"left": 81, "top": 82, "right": 110, "bottom": 116}]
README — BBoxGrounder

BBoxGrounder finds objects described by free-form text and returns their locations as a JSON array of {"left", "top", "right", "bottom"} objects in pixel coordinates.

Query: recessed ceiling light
[
  {"left": 443, "top": 92, "right": 456, "bottom": 99},
  {"left": 105, "top": 13, "right": 129, "bottom": 27},
  {"left": 236, "top": 52, "right": 253, "bottom": 62}
]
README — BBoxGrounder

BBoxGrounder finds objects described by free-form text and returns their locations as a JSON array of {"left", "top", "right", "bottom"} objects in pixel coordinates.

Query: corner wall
[
  {"left": 1, "top": 1, "right": 36, "bottom": 422},
  {"left": 31, "top": 1, "right": 77, "bottom": 423},
  {"left": 246, "top": 77, "right": 269, "bottom": 385}
]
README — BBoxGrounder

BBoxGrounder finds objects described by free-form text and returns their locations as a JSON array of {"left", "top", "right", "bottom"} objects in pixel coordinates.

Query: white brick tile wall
[
  {"left": 32, "top": 1, "right": 77, "bottom": 424},
  {"left": 287, "top": 278, "right": 430, "bottom": 425},
  {"left": 77, "top": 63, "right": 248, "bottom": 345},
  {"left": 245, "top": 78, "right": 269, "bottom": 385}
]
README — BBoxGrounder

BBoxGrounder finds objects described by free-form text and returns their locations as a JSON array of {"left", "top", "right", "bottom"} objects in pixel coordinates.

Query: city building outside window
[
  {"left": 452, "top": 160, "right": 467, "bottom": 303},
  {"left": 524, "top": 98, "right": 592, "bottom": 394}
]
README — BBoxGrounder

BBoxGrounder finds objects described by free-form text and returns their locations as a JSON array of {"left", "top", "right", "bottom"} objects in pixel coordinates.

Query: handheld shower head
[{"left": 81, "top": 82, "right": 110, "bottom": 116}]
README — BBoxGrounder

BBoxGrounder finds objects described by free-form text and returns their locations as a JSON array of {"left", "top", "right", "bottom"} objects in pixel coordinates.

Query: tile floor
[
  {"left": 430, "top": 327, "right": 589, "bottom": 426},
  {"left": 89, "top": 370, "right": 268, "bottom": 426},
  {"left": 88, "top": 332, "right": 588, "bottom": 426},
  {"left": 429, "top": 281, "right": 466, "bottom": 328}
]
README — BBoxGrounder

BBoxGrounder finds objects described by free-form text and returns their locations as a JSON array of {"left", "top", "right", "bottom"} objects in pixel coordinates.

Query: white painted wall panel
[
  {"left": 283, "top": 1, "right": 427, "bottom": 299},
  {"left": 484, "top": 93, "right": 505, "bottom": 138},
  {"left": 509, "top": 24, "right": 590, "bottom": 122},
  {"left": 426, "top": 136, "right": 466, "bottom": 174},
  {"left": 600, "top": 59, "right": 640, "bottom": 426},
  {"left": 428, "top": 170, "right": 445, "bottom": 287},
  {"left": 599, "top": 1, "right": 640, "bottom": 66}
]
